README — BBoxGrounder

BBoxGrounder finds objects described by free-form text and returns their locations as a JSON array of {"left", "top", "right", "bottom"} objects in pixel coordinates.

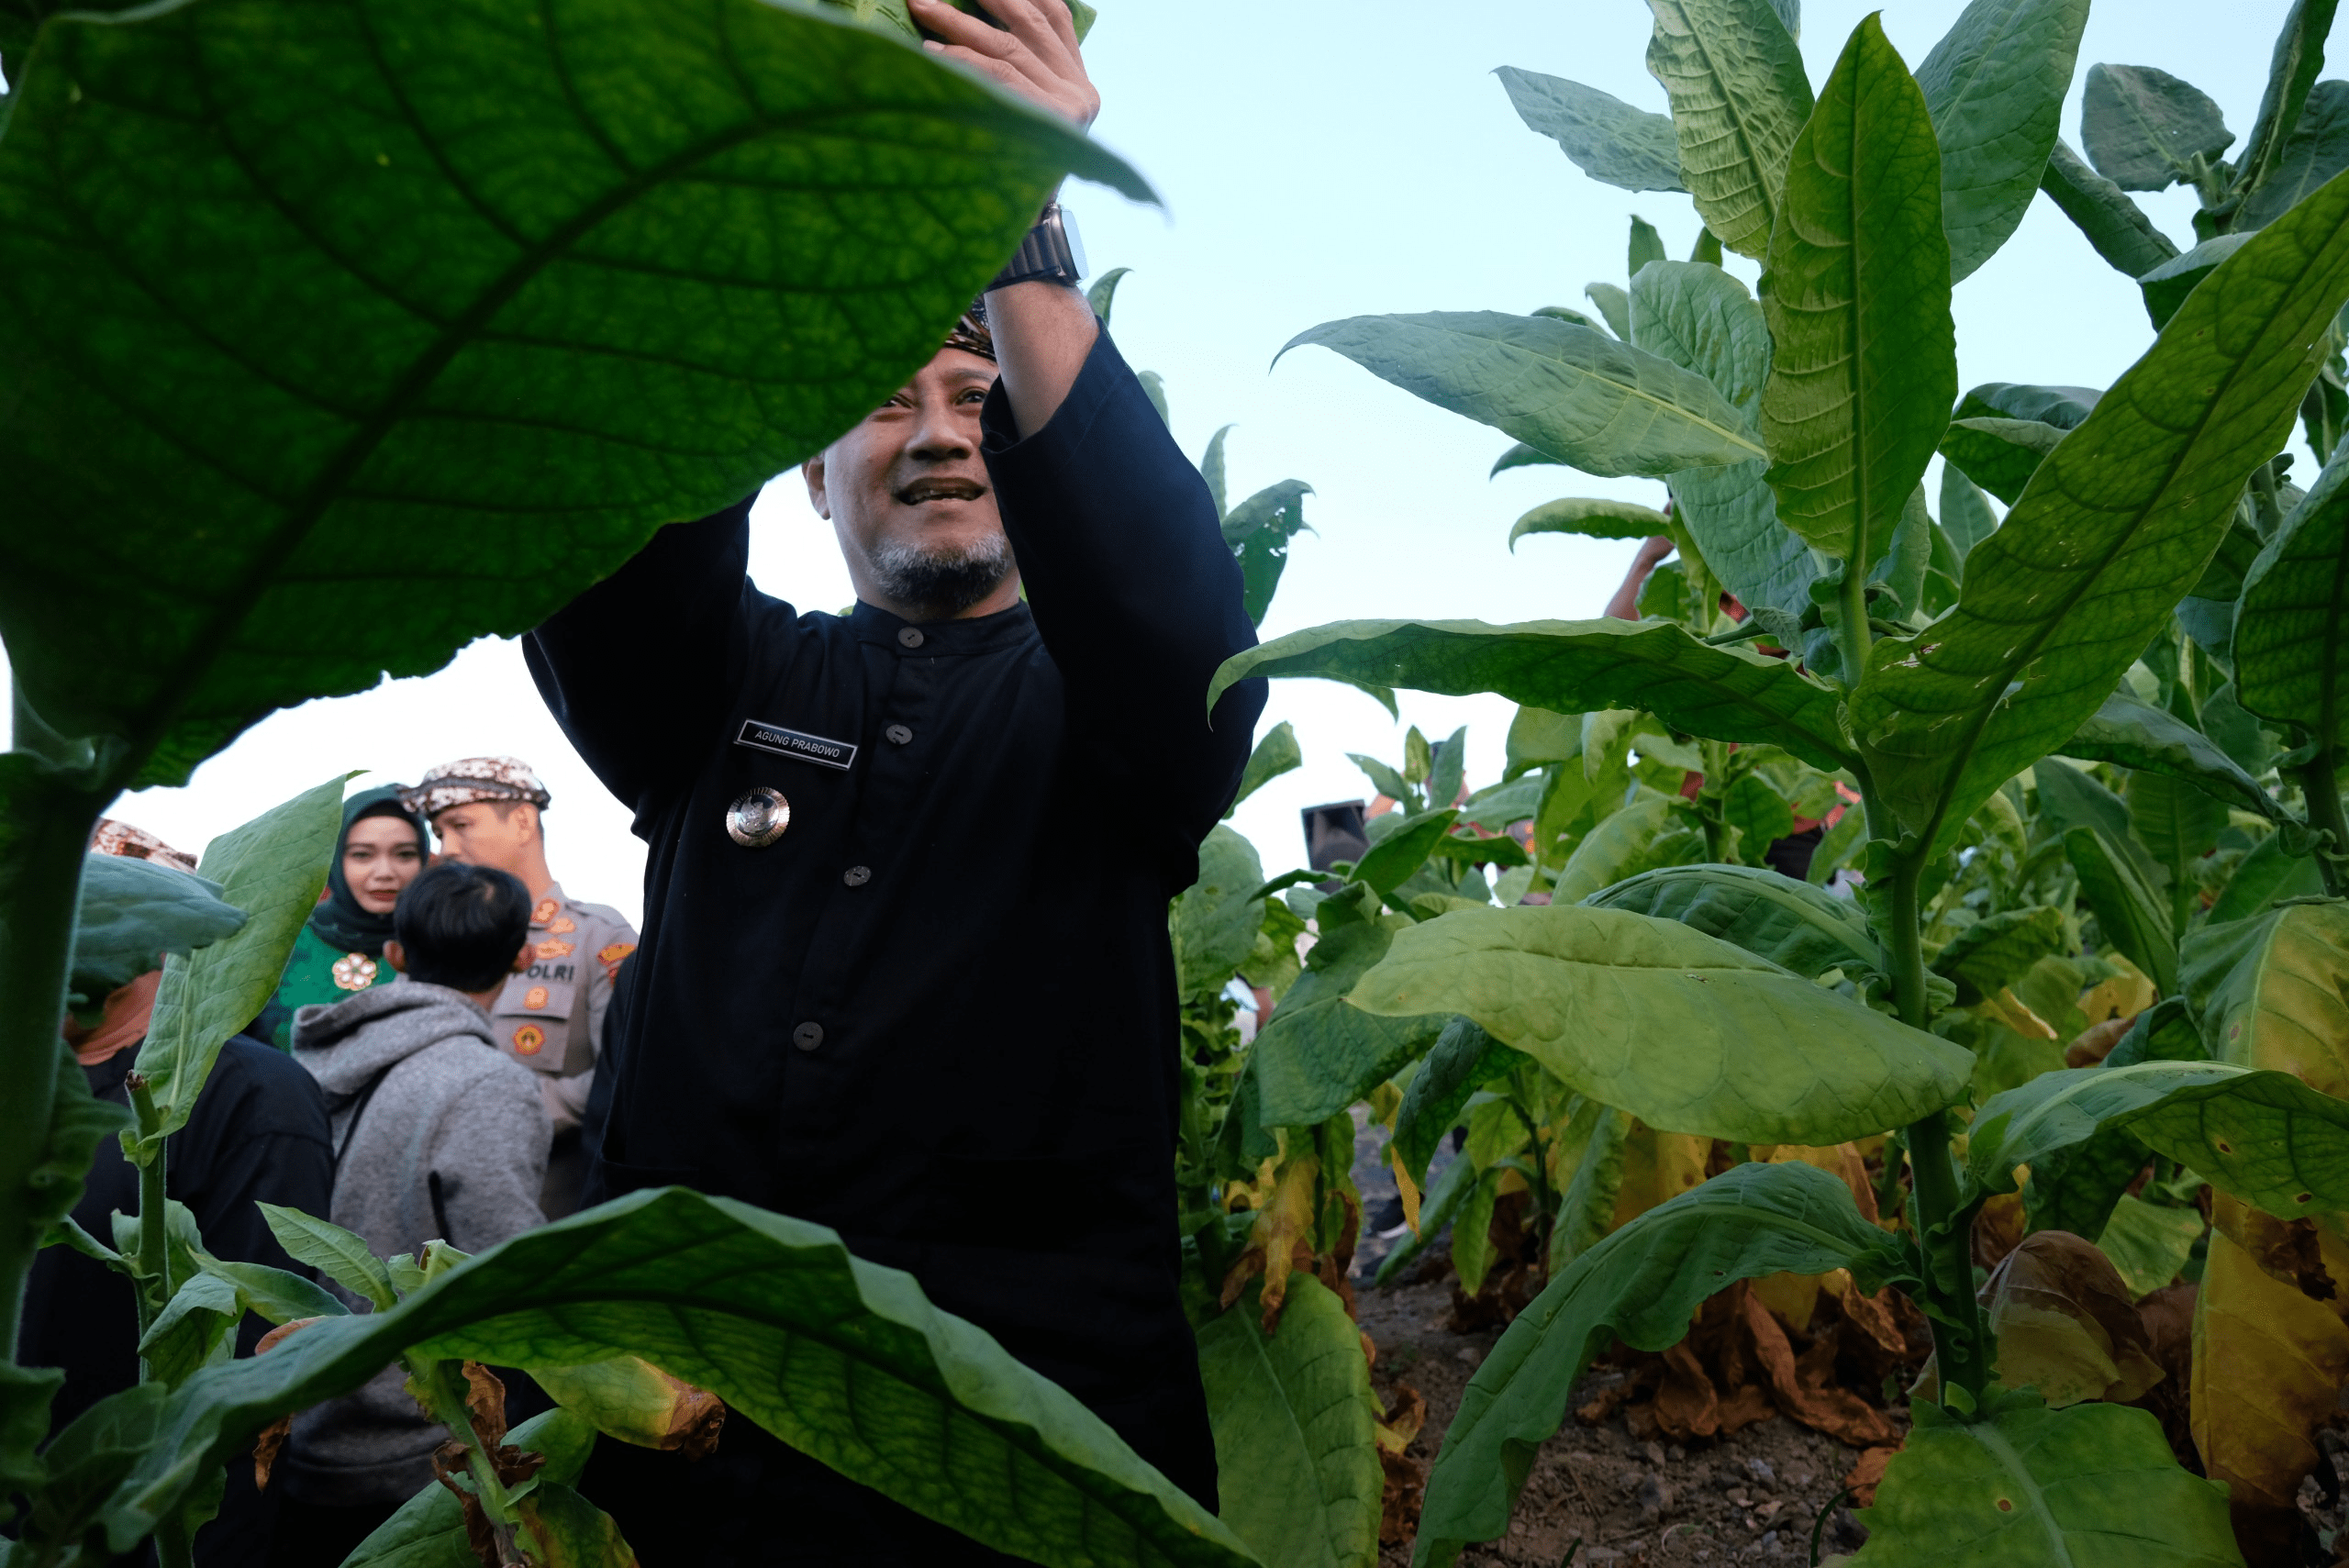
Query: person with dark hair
[
  {"left": 400, "top": 756, "right": 636, "bottom": 1217},
  {"left": 270, "top": 861, "right": 550, "bottom": 1565},
  {"left": 254, "top": 784, "right": 431, "bottom": 1050}
]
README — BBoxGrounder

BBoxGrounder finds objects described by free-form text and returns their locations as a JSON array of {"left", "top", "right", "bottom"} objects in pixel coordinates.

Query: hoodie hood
[{"left": 292, "top": 982, "right": 495, "bottom": 1097}]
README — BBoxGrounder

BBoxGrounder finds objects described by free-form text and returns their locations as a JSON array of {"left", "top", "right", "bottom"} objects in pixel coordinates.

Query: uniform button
[
  {"left": 885, "top": 723, "right": 913, "bottom": 746},
  {"left": 843, "top": 865, "right": 872, "bottom": 886},
  {"left": 792, "top": 1021, "right": 824, "bottom": 1051},
  {"left": 897, "top": 627, "right": 925, "bottom": 649}
]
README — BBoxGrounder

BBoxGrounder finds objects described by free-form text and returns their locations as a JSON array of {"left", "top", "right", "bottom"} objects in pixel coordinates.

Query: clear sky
[{"left": 4, "top": 0, "right": 2306, "bottom": 922}]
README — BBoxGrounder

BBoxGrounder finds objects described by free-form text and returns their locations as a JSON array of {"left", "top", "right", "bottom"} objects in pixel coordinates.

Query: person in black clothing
[
  {"left": 522, "top": 4, "right": 1264, "bottom": 1561},
  {"left": 23, "top": 834, "right": 334, "bottom": 1566}
]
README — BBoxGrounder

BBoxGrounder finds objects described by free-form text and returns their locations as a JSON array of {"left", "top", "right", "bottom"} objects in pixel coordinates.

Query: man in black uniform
[{"left": 523, "top": 2, "right": 1264, "bottom": 1560}]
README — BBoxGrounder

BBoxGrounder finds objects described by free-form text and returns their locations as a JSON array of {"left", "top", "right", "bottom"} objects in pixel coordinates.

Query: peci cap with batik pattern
[{"left": 401, "top": 756, "right": 552, "bottom": 821}]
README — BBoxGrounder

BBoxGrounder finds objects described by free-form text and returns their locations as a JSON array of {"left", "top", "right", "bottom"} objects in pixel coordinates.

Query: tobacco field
[{"left": 8, "top": 0, "right": 2349, "bottom": 1564}]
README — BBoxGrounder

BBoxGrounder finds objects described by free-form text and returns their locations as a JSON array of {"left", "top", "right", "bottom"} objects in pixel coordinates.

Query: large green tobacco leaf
[
  {"left": 1940, "top": 416, "right": 2065, "bottom": 505},
  {"left": 1968, "top": 1058, "right": 2349, "bottom": 1226},
  {"left": 1629, "top": 260, "right": 1815, "bottom": 617},
  {"left": 2184, "top": 899, "right": 2349, "bottom": 1092},
  {"left": 2039, "top": 139, "right": 2181, "bottom": 278},
  {"left": 1850, "top": 165, "right": 2349, "bottom": 856},
  {"left": 1173, "top": 826, "right": 1266, "bottom": 1006},
  {"left": 1348, "top": 905, "right": 1971, "bottom": 1145},
  {"left": 1959, "top": 382, "right": 2101, "bottom": 429},
  {"left": 2126, "top": 770, "right": 2228, "bottom": 919},
  {"left": 2237, "top": 439, "right": 2349, "bottom": 740},
  {"left": 1758, "top": 17, "right": 1956, "bottom": 573},
  {"left": 2065, "top": 692, "right": 2277, "bottom": 818},
  {"left": 1223, "top": 481, "right": 1313, "bottom": 628},
  {"left": 1230, "top": 722, "right": 1300, "bottom": 816},
  {"left": 1913, "top": 0, "right": 2091, "bottom": 283},
  {"left": 1197, "top": 1273, "right": 1380, "bottom": 1568},
  {"left": 2035, "top": 755, "right": 2132, "bottom": 843},
  {"left": 2232, "top": 0, "right": 2342, "bottom": 215},
  {"left": 1497, "top": 67, "right": 1684, "bottom": 194},
  {"left": 1410, "top": 1162, "right": 1909, "bottom": 1568},
  {"left": 0, "top": 0, "right": 1141, "bottom": 787},
  {"left": 1391, "top": 1020, "right": 1529, "bottom": 1188},
  {"left": 1547, "top": 793, "right": 1694, "bottom": 906},
  {"left": 1849, "top": 1390, "right": 2237, "bottom": 1565},
  {"left": 2241, "top": 80, "right": 2349, "bottom": 229},
  {"left": 130, "top": 778, "right": 346, "bottom": 1158},
  {"left": 1642, "top": 0, "right": 1814, "bottom": 260},
  {"left": 103, "top": 1189, "right": 1257, "bottom": 1566},
  {"left": 1508, "top": 498, "right": 1670, "bottom": 548},
  {"left": 2063, "top": 826, "right": 2177, "bottom": 995},
  {"left": 68, "top": 855, "right": 244, "bottom": 999},
  {"left": 1353, "top": 808, "right": 1457, "bottom": 897},
  {"left": 1208, "top": 619, "right": 1854, "bottom": 773},
  {"left": 2211, "top": 833, "right": 2325, "bottom": 922},
  {"left": 1251, "top": 917, "right": 1449, "bottom": 1129},
  {"left": 2081, "top": 62, "right": 2236, "bottom": 192},
  {"left": 1278, "top": 313, "right": 1763, "bottom": 479},
  {"left": 1580, "top": 862, "right": 1887, "bottom": 979}
]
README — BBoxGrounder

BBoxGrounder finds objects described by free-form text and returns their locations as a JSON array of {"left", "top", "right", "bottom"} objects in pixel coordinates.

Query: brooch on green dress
[{"left": 331, "top": 952, "right": 378, "bottom": 991}]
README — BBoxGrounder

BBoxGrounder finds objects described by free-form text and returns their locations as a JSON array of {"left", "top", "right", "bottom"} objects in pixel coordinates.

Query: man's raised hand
[{"left": 907, "top": 0, "right": 1100, "bottom": 128}]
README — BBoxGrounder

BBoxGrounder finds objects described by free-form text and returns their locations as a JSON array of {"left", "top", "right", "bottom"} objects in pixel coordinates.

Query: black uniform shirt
[{"left": 524, "top": 329, "right": 1264, "bottom": 1499}]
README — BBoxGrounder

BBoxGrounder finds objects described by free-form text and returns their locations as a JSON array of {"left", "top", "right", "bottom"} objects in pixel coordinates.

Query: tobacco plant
[
  {"left": 1201, "top": 1, "right": 2349, "bottom": 1562},
  {"left": 0, "top": 0, "right": 1297, "bottom": 1562}
]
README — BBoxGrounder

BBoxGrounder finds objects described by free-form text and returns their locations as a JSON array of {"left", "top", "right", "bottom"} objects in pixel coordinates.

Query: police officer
[
  {"left": 522, "top": 4, "right": 1264, "bottom": 1560},
  {"left": 400, "top": 756, "right": 636, "bottom": 1217}
]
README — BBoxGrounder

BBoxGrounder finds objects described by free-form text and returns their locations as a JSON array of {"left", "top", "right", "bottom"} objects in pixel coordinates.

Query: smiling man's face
[{"left": 805, "top": 347, "right": 1018, "bottom": 621}]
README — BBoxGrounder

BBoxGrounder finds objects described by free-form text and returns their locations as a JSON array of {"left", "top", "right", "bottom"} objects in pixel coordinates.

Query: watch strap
[{"left": 987, "top": 203, "right": 1082, "bottom": 291}]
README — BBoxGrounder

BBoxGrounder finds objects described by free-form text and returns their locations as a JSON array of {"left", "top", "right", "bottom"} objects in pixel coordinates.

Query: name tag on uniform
[{"left": 736, "top": 719, "right": 858, "bottom": 771}]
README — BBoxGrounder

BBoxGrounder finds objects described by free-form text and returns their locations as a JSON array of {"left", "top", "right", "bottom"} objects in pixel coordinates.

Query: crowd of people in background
[{"left": 28, "top": 758, "right": 638, "bottom": 1566}]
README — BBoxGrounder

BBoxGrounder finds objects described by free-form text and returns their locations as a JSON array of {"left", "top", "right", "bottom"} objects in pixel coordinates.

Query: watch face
[{"left": 1059, "top": 203, "right": 1087, "bottom": 281}]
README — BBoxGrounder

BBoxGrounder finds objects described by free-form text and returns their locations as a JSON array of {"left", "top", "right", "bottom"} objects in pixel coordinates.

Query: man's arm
[
  {"left": 433, "top": 1066, "right": 553, "bottom": 1251},
  {"left": 524, "top": 498, "right": 757, "bottom": 816},
  {"left": 910, "top": 0, "right": 1100, "bottom": 439},
  {"left": 981, "top": 332, "right": 1266, "bottom": 860}
]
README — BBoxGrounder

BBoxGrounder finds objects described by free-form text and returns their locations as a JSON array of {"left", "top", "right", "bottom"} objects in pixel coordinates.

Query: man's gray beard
[{"left": 867, "top": 532, "right": 1014, "bottom": 615}]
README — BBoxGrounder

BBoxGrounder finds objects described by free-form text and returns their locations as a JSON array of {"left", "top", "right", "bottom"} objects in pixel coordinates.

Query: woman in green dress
[{"left": 259, "top": 784, "right": 429, "bottom": 1049}]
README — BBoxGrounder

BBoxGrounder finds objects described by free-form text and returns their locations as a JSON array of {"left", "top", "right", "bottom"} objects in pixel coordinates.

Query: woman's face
[{"left": 343, "top": 815, "right": 424, "bottom": 915}]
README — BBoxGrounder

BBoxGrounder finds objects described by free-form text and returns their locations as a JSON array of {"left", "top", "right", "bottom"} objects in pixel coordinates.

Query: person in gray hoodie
[{"left": 272, "top": 861, "right": 551, "bottom": 1565}]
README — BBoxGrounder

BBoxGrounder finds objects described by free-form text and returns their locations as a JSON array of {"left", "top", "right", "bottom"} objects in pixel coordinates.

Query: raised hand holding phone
[{"left": 907, "top": 0, "right": 1099, "bottom": 128}]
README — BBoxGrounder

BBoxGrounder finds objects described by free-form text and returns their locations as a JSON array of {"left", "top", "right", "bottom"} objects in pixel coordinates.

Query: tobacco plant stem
[
  {"left": 1837, "top": 566, "right": 1873, "bottom": 691},
  {"left": 2299, "top": 749, "right": 2349, "bottom": 898},
  {"left": 0, "top": 703, "right": 115, "bottom": 1362},
  {"left": 1887, "top": 853, "right": 1989, "bottom": 1402},
  {"left": 411, "top": 1354, "right": 527, "bottom": 1564},
  {"left": 129, "top": 1077, "right": 168, "bottom": 1352}
]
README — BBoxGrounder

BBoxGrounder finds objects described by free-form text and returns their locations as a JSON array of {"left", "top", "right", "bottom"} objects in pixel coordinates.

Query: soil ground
[
  {"left": 1347, "top": 1117, "right": 1885, "bottom": 1566},
  {"left": 1354, "top": 1273, "right": 1883, "bottom": 1567}
]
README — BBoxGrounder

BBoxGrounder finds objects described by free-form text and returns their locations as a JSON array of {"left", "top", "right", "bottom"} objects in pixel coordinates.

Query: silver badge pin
[{"left": 726, "top": 786, "right": 791, "bottom": 848}]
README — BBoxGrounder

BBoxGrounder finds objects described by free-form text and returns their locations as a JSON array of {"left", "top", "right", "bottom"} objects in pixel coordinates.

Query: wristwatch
[{"left": 987, "top": 200, "right": 1086, "bottom": 291}]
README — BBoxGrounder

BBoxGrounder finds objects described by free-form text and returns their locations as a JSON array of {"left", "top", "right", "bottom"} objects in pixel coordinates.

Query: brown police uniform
[{"left": 487, "top": 884, "right": 633, "bottom": 1216}]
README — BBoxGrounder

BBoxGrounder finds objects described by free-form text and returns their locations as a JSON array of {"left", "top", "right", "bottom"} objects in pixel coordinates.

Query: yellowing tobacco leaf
[
  {"left": 2192, "top": 1221, "right": 2349, "bottom": 1558},
  {"left": 1611, "top": 1124, "right": 1710, "bottom": 1230}
]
